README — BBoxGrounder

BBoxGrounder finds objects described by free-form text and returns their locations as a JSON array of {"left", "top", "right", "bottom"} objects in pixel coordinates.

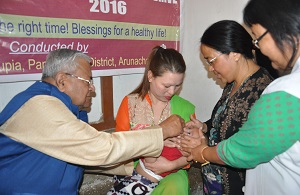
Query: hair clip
[{"left": 160, "top": 44, "right": 166, "bottom": 49}]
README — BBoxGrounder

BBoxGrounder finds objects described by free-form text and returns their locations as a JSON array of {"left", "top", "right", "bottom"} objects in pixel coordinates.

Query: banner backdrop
[{"left": 0, "top": 0, "right": 180, "bottom": 82}]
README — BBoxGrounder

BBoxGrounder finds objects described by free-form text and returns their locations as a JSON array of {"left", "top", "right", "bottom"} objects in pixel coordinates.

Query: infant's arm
[{"left": 144, "top": 157, "right": 157, "bottom": 163}]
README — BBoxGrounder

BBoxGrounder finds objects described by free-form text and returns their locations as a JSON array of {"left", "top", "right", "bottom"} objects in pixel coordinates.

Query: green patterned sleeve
[{"left": 217, "top": 91, "right": 300, "bottom": 168}]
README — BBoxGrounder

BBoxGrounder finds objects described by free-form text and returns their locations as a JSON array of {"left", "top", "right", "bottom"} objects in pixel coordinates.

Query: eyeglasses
[
  {"left": 65, "top": 73, "right": 94, "bottom": 86},
  {"left": 205, "top": 53, "right": 223, "bottom": 65},
  {"left": 252, "top": 30, "right": 268, "bottom": 49}
]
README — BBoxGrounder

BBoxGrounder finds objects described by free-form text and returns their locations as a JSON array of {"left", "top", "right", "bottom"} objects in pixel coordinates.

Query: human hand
[
  {"left": 183, "top": 126, "right": 201, "bottom": 138},
  {"left": 180, "top": 130, "right": 208, "bottom": 163},
  {"left": 185, "top": 114, "right": 207, "bottom": 133},
  {"left": 164, "top": 137, "right": 178, "bottom": 147},
  {"left": 182, "top": 143, "right": 208, "bottom": 162},
  {"left": 179, "top": 130, "right": 207, "bottom": 149},
  {"left": 180, "top": 135, "right": 202, "bottom": 149},
  {"left": 180, "top": 149, "right": 191, "bottom": 157},
  {"left": 144, "top": 157, "right": 157, "bottom": 163},
  {"left": 160, "top": 114, "right": 185, "bottom": 140},
  {"left": 143, "top": 156, "right": 174, "bottom": 174}
]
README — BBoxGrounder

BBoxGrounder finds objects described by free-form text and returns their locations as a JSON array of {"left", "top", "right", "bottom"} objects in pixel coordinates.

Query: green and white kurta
[{"left": 217, "top": 58, "right": 300, "bottom": 194}]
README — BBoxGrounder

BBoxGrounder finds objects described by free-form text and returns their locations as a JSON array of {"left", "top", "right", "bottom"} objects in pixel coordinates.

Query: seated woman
[{"left": 107, "top": 45, "right": 195, "bottom": 195}]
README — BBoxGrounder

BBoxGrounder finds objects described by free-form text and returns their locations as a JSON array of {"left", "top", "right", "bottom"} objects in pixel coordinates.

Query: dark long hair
[
  {"left": 201, "top": 20, "right": 277, "bottom": 77},
  {"left": 131, "top": 45, "right": 186, "bottom": 99},
  {"left": 243, "top": 0, "right": 300, "bottom": 74},
  {"left": 201, "top": 20, "right": 254, "bottom": 60}
]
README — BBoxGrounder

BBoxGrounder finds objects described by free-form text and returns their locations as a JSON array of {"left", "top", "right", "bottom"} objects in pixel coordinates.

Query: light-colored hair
[
  {"left": 42, "top": 49, "right": 91, "bottom": 80},
  {"left": 131, "top": 45, "right": 186, "bottom": 99}
]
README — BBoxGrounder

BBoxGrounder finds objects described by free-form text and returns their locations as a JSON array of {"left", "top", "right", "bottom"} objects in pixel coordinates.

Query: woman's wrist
[
  {"left": 200, "top": 146, "right": 210, "bottom": 166},
  {"left": 193, "top": 144, "right": 210, "bottom": 166}
]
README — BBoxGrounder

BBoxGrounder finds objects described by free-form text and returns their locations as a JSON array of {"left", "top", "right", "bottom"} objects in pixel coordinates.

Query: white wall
[
  {"left": 0, "top": 0, "right": 249, "bottom": 123},
  {"left": 180, "top": 0, "right": 248, "bottom": 121}
]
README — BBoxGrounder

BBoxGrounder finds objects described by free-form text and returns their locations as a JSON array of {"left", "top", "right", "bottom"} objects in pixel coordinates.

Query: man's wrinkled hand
[{"left": 160, "top": 114, "right": 185, "bottom": 140}]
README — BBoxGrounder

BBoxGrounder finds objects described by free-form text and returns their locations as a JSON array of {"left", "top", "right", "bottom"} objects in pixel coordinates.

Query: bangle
[{"left": 200, "top": 146, "right": 210, "bottom": 166}]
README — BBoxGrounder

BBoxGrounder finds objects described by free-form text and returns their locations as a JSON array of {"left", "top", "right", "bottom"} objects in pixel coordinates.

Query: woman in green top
[{"left": 108, "top": 45, "right": 194, "bottom": 195}]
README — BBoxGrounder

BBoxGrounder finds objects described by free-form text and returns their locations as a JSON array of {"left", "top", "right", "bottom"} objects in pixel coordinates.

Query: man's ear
[{"left": 55, "top": 72, "right": 67, "bottom": 92}]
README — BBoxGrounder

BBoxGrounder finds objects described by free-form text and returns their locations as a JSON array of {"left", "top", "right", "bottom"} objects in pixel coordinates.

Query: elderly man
[{"left": 0, "top": 49, "right": 184, "bottom": 194}]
